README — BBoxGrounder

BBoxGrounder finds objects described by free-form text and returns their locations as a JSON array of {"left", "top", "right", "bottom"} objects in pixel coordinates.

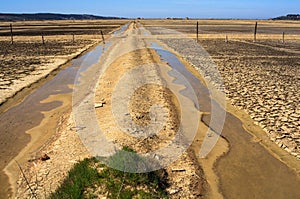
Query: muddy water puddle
[
  {"left": 152, "top": 45, "right": 210, "bottom": 112},
  {"left": 204, "top": 112, "right": 300, "bottom": 199},
  {"left": 0, "top": 22, "right": 132, "bottom": 197},
  {"left": 0, "top": 45, "right": 105, "bottom": 197},
  {"left": 152, "top": 43, "right": 300, "bottom": 198},
  {"left": 1, "top": 24, "right": 299, "bottom": 198},
  {"left": 113, "top": 23, "right": 130, "bottom": 36}
]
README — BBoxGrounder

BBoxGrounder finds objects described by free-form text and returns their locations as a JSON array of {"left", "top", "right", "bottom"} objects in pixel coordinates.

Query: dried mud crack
[
  {"left": 95, "top": 46, "right": 205, "bottom": 198},
  {"left": 14, "top": 23, "right": 206, "bottom": 199},
  {"left": 4, "top": 19, "right": 300, "bottom": 199}
]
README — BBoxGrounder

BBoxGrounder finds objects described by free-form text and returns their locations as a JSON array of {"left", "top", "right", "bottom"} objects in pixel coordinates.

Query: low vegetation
[{"left": 50, "top": 147, "right": 169, "bottom": 199}]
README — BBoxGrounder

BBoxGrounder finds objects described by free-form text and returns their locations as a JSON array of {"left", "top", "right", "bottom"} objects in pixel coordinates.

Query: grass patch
[
  {"left": 50, "top": 147, "right": 169, "bottom": 199},
  {"left": 50, "top": 158, "right": 99, "bottom": 199}
]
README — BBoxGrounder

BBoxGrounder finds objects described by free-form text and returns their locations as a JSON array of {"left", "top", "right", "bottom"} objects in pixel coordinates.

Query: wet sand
[
  {"left": 0, "top": 44, "right": 104, "bottom": 198},
  {"left": 213, "top": 105, "right": 300, "bottom": 199},
  {"left": 184, "top": 60, "right": 300, "bottom": 198},
  {"left": 92, "top": 23, "right": 205, "bottom": 197},
  {"left": 1, "top": 21, "right": 299, "bottom": 198},
  {"left": 185, "top": 57, "right": 300, "bottom": 199},
  {"left": 189, "top": 59, "right": 300, "bottom": 199},
  {"left": 202, "top": 110, "right": 300, "bottom": 199},
  {"left": 13, "top": 43, "right": 112, "bottom": 198},
  {"left": 0, "top": 65, "right": 73, "bottom": 197},
  {"left": 16, "top": 23, "right": 206, "bottom": 198},
  {"left": 0, "top": 23, "right": 125, "bottom": 197},
  {"left": 156, "top": 38, "right": 300, "bottom": 198}
]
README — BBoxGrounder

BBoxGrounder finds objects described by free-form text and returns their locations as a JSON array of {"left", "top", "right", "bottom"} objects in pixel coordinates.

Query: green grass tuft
[
  {"left": 50, "top": 147, "right": 169, "bottom": 199},
  {"left": 50, "top": 158, "right": 99, "bottom": 199}
]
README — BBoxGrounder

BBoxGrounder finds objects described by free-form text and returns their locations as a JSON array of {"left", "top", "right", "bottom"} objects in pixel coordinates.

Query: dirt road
[
  {"left": 11, "top": 22, "right": 206, "bottom": 198},
  {"left": 1, "top": 21, "right": 300, "bottom": 198}
]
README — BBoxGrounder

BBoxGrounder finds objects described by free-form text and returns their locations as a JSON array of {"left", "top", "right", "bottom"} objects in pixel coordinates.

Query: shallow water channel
[
  {"left": 0, "top": 24, "right": 299, "bottom": 199},
  {"left": 0, "top": 45, "right": 107, "bottom": 197},
  {"left": 152, "top": 42, "right": 300, "bottom": 199}
]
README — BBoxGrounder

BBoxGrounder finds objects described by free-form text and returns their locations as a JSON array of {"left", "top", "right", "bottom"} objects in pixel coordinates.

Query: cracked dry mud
[
  {"left": 95, "top": 47, "right": 204, "bottom": 198},
  {"left": 11, "top": 20, "right": 300, "bottom": 199},
  {"left": 15, "top": 23, "right": 206, "bottom": 198},
  {"left": 0, "top": 39, "right": 97, "bottom": 105}
]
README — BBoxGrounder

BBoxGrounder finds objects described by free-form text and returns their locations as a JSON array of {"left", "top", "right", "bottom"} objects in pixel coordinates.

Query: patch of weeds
[
  {"left": 49, "top": 158, "right": 99, "bottom": 199},
  {"left": 50, "top": 147, "right": 169, "bottom": 199}
]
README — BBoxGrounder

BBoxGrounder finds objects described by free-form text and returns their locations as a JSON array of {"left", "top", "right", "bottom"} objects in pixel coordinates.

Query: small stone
[
  {"left": 40, "top": 154, "right": 50, "bottom": 161},
  {"left": 291, "top": 152, "right": 298, "bottom": 156},
  {"left": 170, "top": 189, "right": 180, "bottom": 195},
  {"left": 95, "top": 103, "right": 104, "bottom": 108}
]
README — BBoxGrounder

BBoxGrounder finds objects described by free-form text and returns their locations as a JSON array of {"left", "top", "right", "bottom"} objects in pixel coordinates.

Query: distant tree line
[
  {"left": 0, "top": 13, "right": 125, "bottom": 21},
  {"left": 272, "top": 14, "right": 300, "bottom": 20}
]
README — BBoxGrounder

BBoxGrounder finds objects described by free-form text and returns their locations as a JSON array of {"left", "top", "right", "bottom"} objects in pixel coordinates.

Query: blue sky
[{"left": 0, "top": 0, "right": 299, "bottom": 19}]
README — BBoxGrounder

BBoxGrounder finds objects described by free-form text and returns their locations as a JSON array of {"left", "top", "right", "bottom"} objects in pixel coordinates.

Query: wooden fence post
[
  {"left": 253, "top": 22, "right": 258, "bottom": 42},
  {"left": 282, "top": 32, "right": 285, "bottom": 44},
  {"left": 72, "top": 34, "right": 75, "bottom": 43},
  {"left": 196, "top": 21, "right": 199, "bottom": 43},
  {"left": 10, "top": 24, "right": 13, "bottom": 45},
  {"left": 101, "top": 30, "right": 105, "bottom": 44},
  {"left": 225, "top": 34, "right": 228, "bottom": 43},
  {"left": 41, "top": 33, "right": 45, "bottom": 45}
]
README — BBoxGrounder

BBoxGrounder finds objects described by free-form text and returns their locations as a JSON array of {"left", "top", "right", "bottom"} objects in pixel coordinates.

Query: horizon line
[{"left": 0, "top": 12, "right": 296, "bottom": 20}]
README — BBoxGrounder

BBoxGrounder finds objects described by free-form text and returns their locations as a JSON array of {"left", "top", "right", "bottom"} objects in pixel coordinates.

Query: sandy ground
[
  {"left": 8, "top": 20, "right": 300, "bottom": 199},
  {"left": 146, "top": 22, "right": 300, "bottom": 198},
  {"left": 0, "top": 19, "right": 129, "bottom": 106},
  {"left": 94, "top": 44, "right": 205, "bottom": 198},
  {"left": 15, "top": 22, "right": 207, "bottom": 198},
  {"left": 15, "top": 113, "right": 90, "bottom": 198},
  {"left": 0, "top": 38, "right": 96, "bottom": 106},
  {"left": 1, "top": 24, "right": 124, "bottom": 198},
  {"left": 0, "top": 20, "right": 129, "bottom": 36}
]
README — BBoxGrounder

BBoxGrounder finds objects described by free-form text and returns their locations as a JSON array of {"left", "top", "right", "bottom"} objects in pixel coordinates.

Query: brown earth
[
  {"left": 0, "top": 20, "right": 129, "bottom": 36},
  {"left": 0, "top": 20, "right": 128, "bottom": 106},
  {"left": 142, "top": 19, "right": 300, "bottom": 198},
  {"left": 15, "top": 23, "right": 207, "bottom": 198},
  {"left": 3, "top": 20, "right": 300, "bottom": 199},
  {"left": 94, "top": 23, "right": 206, "bottom": 197},
  {"left": 0, "top": 20, "right": 127, "bottom": 198}
]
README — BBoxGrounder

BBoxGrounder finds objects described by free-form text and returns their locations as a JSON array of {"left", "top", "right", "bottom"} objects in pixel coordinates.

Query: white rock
[
  {"left": 95, "top": 103, "right": 104, "bottom": 108},
  {"left": 170, "top": 189, "right": 180, "bottom": 195}
]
